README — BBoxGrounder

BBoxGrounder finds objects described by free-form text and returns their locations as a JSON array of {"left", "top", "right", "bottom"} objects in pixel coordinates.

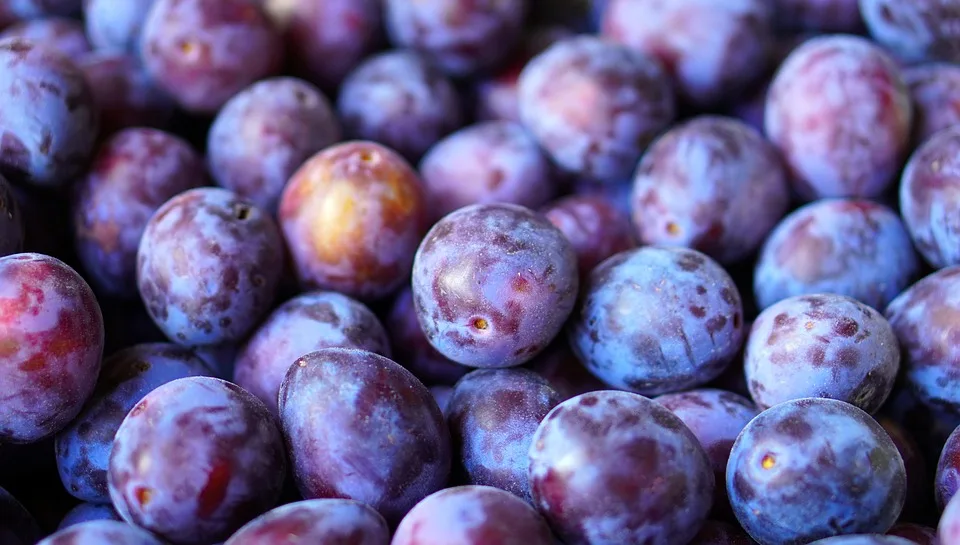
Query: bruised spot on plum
[
  {"left": 834, "top": 317, "right": 859, "bottom": 337},
  {"left": 135, "top": 486, "right": 153, "bottom": 507},
  {"left": 689, "top": 305, "right": 706, "bottom": 318},
  {"left": 197, "top": 459, "right": 232, "bottom": 518},
  {"left": 18, "top": 354, "right": 44, "bottom": 371},
  {"left": 580, "top": 395, "right": 598, "bottom": 407}
]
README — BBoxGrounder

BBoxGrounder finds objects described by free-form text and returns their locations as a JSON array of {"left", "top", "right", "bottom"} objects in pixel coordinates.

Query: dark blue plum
[
  {"left": 392, "top": 485, "right": 555, "bottom": 545},
  {"left": 55, "top": 343, "right": 212, "bottom": 503},
  {"left": 904, "top": 63, "right": 960, "bottom": 146},
  {"left": 885, "top": 267, "right": 960, "bottom": 415},
  {"left": 529, "top": 390, "right": 714, "bottom": 545},
  {"left": 880, "top": 381, "right": 960, "bottom": 474},
  {"left": 447, "top": 369, "right": 561, "bottom": 503},
  {"left": 78, "top": 52, "right": 176, "bottom": 137},
  {"left": 901, "top": 125, "right": 960, "bottom": 270},
  {"left": 233, "top": 290, "right": 392, "bottom": 416},
  {"left": 207, "top": 77, "right": 340, "bottom": 215},
  {"left": 727, "top": 398, "right": 906, "bottom": 545},
  {"left": 140, "top": 0, "right": 283, "bottom": 114},
  {"left": 73, "top": 127, "right": 206, "bottom": 299},
  {"left": 383, "top": 0, "right": 526, "bottom": 76},
  {"left": 601, "top": 0, "right": 773, "bottom": 107},
  {"left": 278, "top": 348, "right": 450, "bottom": 524},
  {"left": 58, "top": 503, "right": 122, "bottom": 529},
  {"left": 83, "top": 0, "right": 155, "bottom": 53},
  {"left": 386, "top": 287, "right": 469, "bottom": 386},
  {"left": 754, "top": 199, "right": 920, "bottom": 311},
  {"left": 0, "top": 17, "right": 90, "bottom": 58},
  {"left": 630, "top": 116, "right": 790, "bottom": 265},
  {"left": 656, "top": 389, "right": 759, "bottom": 520},
  {"left": 411, "top": 203, "right": 579, "bottom": 369},
  {"left": 108, "top": 376, "right": 287, "bottom": 545},
  {"left": 37, "top": 520, "right": 166, "bottom": 545},
  {"left": 267, "top": 0, "right": 382, "bottom": 92},
  {"left": 0, "top": 173, "right": 23, "bottom": 257},
  {"left": 137, "top": 187, "right": 284, "bottom": 347},
  {"left": 0, "top": 486, "right": 40, "bottom": 545},
  {"left": 937, "top": 425, "right": 960, "bottom": 510},
  {"left": 419, "top": 121, "right": 556, "bottom": 223},
  {"left": 337, "top": 50, "right": 463, "bottom": 162},
  {"left": 861, "top": 0, "right": 960, "bottom": 64},
  {"left": 223, "top": 499, "right": 389, "bottom": 545},
  {"left": 569, "top": 246, "right": 744, "bottom": 395},
  {"left": 0, "top": 38, "right": 99, "bottom": 188},
  {"left": 745, "top": 294, "right": 900, "bottom": 413},
  {"left": 0, "top": 253, "right": 104, "bottom": 444},
  {"left": 517, "top": 35, "right": 675, "bottom": 184}
]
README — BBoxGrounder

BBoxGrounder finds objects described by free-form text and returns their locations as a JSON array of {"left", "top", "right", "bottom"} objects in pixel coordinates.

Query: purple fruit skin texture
[
  {"left": 727, "top": 398, "right": 906, "bottom": 545},
  {"left": 745, "top": 293, "right": 900, "bottom": 413},
  {"left": 383, "top": 0, "right": 527, "bottom": 77},
  {"left": 58, "top": 503, "right": 122, "bottom": 529},
  {"left": 207, "top": 77, "right": 341, "bottom": 215},
  {"left": 386, "top": 287, "right": 469, "bottom": 386},
  {"left": 137, "top": 187, "right": 283, "bottom": 347},
  {"left": 38, "top": 520, "right": 165, "bottom": 545},
  {"left": 656, "top": 388, "right": 759, "bottom": 520},
  {"left": 764, "top": 35, "right": 912, "bottom": 201},
  {"left": 0, "top": 17, "right": 89, "bottom": 58},
  {"left": 77, "top": 52, "right": 176, "bottom": 137},
  {"left": 108, "top": 376, "right": 287, "bottom": 545},
  {"left": 233, "top": 290, "right": 392, "bottom": 416},
  {"left": 411, "top": 203, "right": 579, "bottom": 369},
  {"left": 542, "top": 194, "right": 637, "bottom": 281},
  {"left": 419, "top": 121, "right": 556, "bottom": 223},
  {"left": 571, "top": 177, "right": 633, "bottom": 217},
  {"left": 518, "top": 35, "right": 675, "bottom": 184},
  {"left": 941, "top": 493, "right": 960, "bottom": 545},
  {"left": 631, "top": 115, "right": 790, "bottom": 265},
  {"left": 83, "top": 0, "right": 155, "bottom": 53},
  {"left": 877, "top": 417, "right": 932, "bottom": 523},
  {"left": 278, "top": 141, "right": 428, "bottom": 300},
  {"left": 337, "top": 50, "right": 463, "bottom": 163},
  {"left": 224, "top": 499, "right": 390, "bottom": 545},
  {"left": 0, "top": 38, "right": 99, "bottom": 188},
  {"left": 861, "top": 0, "right": 960, "bottom": 64},
  {"left": 529, "top": 391, "right": 714, "bottom": 545},
  {"left": 139, "top": 0, "right": 283, "bottom": 114},
  {"left": 73, "top": 127, "right": 206, "bottom": 299},
  {"left": 278, "top": 348, "right": 450, "bottom": 524},
  {"left": 937, "top": 426, "right": 960, "bottom": 510},
  {"left": 0, "top": 486, "right": 40, "bottom": 545},
  {"left": 569, "top": 246, "right": 744, "bottom": 395},
  {"left": 6, "top": 0, "right": 80, "bottom": 18},
  {"left": 885, "top": 267, "right": 960, "bottom": 414},
  {"left": 887, "top": 524, "right": 940, "bottom": 545},
  {"left": 806, "top": 538, "right": 915, "bottom": 545},
  {"left": 55, "top": 343, "right": 212, "bottom": 503},
  {"left": 447, "top": 369, "right": 561, "bottom": 503},
  {"left": 900, "top": 125, "right": 960, "bottom": 270},
  {"left": 0, "top": 253, "right": 104, "bottom": 444},
  {"left": 0, "top": 173, "right": 24, "bottom": 257},
  {"left": 753, "top": 199, "right": 920, "bottom": 311},
  {"left": 904, "top": 63, "right": 960, "bottom": 146},
  {"left": 602, "top": 0, "right": 773, "bottom": 107},
  {"left": 773, "top": 0, "right": 864, "bottom": 32},
  {"left": 392, "top": 485, "right": 556, "bottom": 545},
  {"left": 271, "top": 0, "right": 382, "bottom": 92}
]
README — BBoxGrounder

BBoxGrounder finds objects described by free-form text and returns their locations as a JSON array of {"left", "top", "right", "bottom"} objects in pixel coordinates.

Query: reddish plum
[
  {"left": 224, "top": 499, "right": 390, "bottom": 545},
  {"left": 37, "top": 520, "right": 164, "bottom": 545},
  {"left": 78, "top": 52, "right": 176, "bottom": 137},
  {"left": 542, "top": 194, "right": 637, "bottom": 281}
]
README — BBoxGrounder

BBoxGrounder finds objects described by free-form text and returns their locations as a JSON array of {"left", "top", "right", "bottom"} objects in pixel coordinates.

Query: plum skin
[
  {"left": 278, "top": 348, "right": 450, "bottom": 524},
  {"left": 411, "top": 203, "right": 579, "bottom": 369},
  {"left": 223, "top": 498, "right": 390, "bottom": 545},
  {"left": 569, "top": 246, "right": 744, "bottom": 396},
  {"left": 107, "top": 376, "right": 287, "bottom": 545},
  {"left": 528, "top": 390, "right": 715, "bottom": 545},
  {"left": 0, "top": 253, "right": 104, "bottom": 444}
]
